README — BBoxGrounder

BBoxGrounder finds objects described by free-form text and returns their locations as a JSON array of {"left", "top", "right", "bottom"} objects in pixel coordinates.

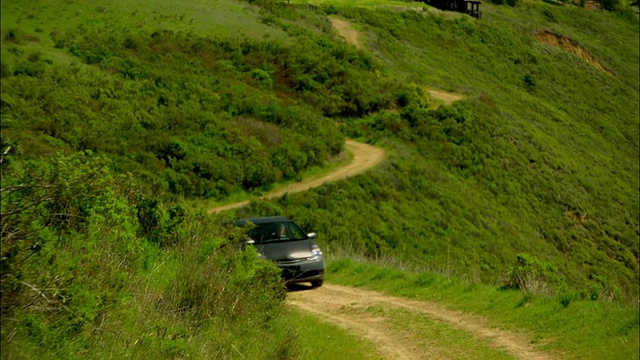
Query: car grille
[
  {"left": 275, "top": 258, "right": 306, "bottom": 265},
  {"left": 282, "top": 269, "right": 323, "bottom": 281}
]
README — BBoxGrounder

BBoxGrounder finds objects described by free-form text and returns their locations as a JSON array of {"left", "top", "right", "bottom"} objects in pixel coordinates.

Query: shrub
[
  {"left": 504, "top": 253, "right": 562, "bottom": 295},
  {"left": 601, "top": 0, "right": 622, "bottom": 10},
  {"left": 0, "top": 61, "right": 12, "bottom": 78},
  {"left": 1, "top": 150, "right": 292, "bottom": 358},
  {"left": 524, "top": 74, "right": 536, "bottom": 88}
]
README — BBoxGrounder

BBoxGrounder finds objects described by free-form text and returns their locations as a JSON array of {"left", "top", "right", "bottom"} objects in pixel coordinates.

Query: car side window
[{"left": 248, "top": 225, "right": 272, "bottom": 243}]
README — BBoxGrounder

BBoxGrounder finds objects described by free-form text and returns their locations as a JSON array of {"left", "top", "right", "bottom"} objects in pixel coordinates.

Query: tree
[{"left": 600, "top": 0, "right": 621, "bottom": 10}]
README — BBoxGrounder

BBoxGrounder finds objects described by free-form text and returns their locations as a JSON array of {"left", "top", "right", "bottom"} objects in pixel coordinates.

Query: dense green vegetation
[
  {"left": 0, "top": 152, "right": 292, "bottom": 358},
  {"left": 1, "top": 0, "right": 638, "bottom": 358},
  {"left": 1, "top": 11, "right": 397, "bottom": 198}
]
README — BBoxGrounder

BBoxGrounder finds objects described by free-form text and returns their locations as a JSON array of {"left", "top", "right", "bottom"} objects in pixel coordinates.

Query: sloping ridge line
[{"left": 208, "top": 139, "right": 385, "bottom": 214}]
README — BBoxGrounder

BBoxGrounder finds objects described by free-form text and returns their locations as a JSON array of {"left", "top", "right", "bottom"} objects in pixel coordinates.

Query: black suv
[{"left": 236, "top": 216, "right": 325, "bottom": 287}]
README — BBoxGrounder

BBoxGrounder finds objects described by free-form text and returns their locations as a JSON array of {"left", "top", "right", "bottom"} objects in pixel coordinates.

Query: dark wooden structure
[
  {"left": 422, "top": 0, "right": 482, "bottom": 18},
  {"left": 465, "top": 0, "right": 482, "bottom": 18}
]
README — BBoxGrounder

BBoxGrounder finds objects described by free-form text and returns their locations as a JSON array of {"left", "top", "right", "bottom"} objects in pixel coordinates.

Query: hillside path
[
  {"left": 331, "top": 17, "right": 465, "bottom": 106},
  {"left": 208, "top": 140, "right": 385, "bottom": 213},
  {"left": 288, "top": 284, "right": 557, "bottom": 360},
  {"left": 331, "top": 17, "right": 363, "bottom": 49}
]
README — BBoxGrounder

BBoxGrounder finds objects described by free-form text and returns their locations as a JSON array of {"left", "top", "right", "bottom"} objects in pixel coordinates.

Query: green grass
[
  {"left": 288, "top": 309, "right": 384, "bottom": 360},
  {"left": 325, "top": 257, "right": 639, "bottom": 360},
  {"left": 0, "top": 0, "right": 289, "bottom": 43},
  {"left": 1, "top": 0, "right": 296, "bottom": 88},
  {"left": 292, "top": 0, "right": 426, "bottom": 7},
  {"left": 382, "top": 307, "right": 517, "bottom": 359}
]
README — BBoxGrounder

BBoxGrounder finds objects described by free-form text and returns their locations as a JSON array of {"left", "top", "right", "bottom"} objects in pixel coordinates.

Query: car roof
[{"left": 236, "top": 216, "right": 292, "bottom": 227}]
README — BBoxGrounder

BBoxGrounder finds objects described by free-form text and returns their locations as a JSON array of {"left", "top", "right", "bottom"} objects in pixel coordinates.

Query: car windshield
[{"left": 247, "top": 222, "right": 307, "bottom": 244}]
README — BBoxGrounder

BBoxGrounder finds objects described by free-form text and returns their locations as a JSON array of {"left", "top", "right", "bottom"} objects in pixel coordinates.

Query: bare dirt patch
[
  {"left": 208, "top": 140, "right": 385, "bottom": 213},
  {"left": 288, "top": 284, "right": 557, "bottom": 360},
  {"left": 536, "top": 31, "right": 614, "bottom": 76},
  {"left": 427, "top": 89, "right": 464, "bottom": 105},
  {"left": 331, "top": 17, "right": 363, "bottom": 49}
]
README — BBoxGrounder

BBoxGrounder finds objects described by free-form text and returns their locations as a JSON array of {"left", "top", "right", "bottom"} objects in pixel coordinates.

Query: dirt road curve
[
  {"left": 208, "top": 140, "right": 385, "bottom": 213},
  {"left": 288, "top": 284, "right": 556, "bottom": 360}
]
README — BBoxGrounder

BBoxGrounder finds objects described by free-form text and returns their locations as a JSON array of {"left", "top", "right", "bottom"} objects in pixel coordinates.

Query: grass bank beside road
[{"left": 323, "top": 257, "right": 639, "bottom": 360}]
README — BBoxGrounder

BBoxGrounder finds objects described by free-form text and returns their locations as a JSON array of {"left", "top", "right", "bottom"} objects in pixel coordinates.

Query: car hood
[{"left": 255, "top": 239, "right": 315, "bottom": 262}]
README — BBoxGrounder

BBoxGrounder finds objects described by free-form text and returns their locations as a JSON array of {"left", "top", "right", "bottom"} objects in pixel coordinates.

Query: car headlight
[{"left": 309, "top": 244, "right": 323, "bottom": 260}]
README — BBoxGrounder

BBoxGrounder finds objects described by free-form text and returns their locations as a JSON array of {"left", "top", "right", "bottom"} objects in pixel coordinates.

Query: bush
[
  {"left": 1, "top": 61, "right": 12, "bottom": 78},
  {"left": 601, "top": 0, "right": 622, "bottom": 10},
  {"left": 505, "top": 253, "right": 556, "bottom": 294},
  {"left": 1, "top": 151, "right": 293, "bottom": 358}
]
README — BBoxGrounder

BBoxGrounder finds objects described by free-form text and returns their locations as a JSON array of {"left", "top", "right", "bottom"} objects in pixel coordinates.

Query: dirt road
[
  {"left": 288, "top": 284, "right": 556, "bottom": 360},
  {"left": 207, "top": 137, "right": 554, "bottom": 359},
  {"left": 208, "top": 139, "right": 385, "bottom": 213},
  {"left": 331, "top": 17, "right": 363, "bottom": 49},
  {"left": 331, "top": 17, "right": 465, "bottom": 107}
]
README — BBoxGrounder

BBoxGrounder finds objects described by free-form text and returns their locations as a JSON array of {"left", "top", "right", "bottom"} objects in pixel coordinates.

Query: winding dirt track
[
  {"left": 208, "top": 17, "right": 556, "bottom": 360},
  {"left": 207, "top": 138, "right": 555, "bottom": 359},
  {"left": 207, "top": 139, "right": 385, "bottom": 214},
  {"left": 331, "top": 17, "right": 465, "bottom": 107},
  {"left": 288, "top": 284, "right": 557, "bottom": 360}
]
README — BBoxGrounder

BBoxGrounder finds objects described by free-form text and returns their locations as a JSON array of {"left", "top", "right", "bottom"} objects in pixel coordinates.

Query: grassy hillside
[
  {"left": 239, "top": 1, "right": 639, "bottom": 299},
  {"left": 1, "top": 0, "right": 638, "bottom": 358}
]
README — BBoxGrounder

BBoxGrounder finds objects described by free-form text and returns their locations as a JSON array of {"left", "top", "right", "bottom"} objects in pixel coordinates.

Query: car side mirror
[{"left": 307, "top": 233, "right": 317, "bottom": 239}]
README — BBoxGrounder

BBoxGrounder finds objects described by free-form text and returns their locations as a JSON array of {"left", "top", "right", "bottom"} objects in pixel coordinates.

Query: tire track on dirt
[
  {"left": 208, "top": 139, "right": 385, "bottom": 214},
  {"left": 288, "top": 284, "right": 557, "bottom": 360}
]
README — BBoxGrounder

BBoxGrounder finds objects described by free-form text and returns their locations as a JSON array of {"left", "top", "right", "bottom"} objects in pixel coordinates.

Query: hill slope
[
  {"left": 1, "top": 0, "right": 638, "bottom": 358},
  {"left": 234, "top": 1, "right": 639, "bottom": 299},
  {"left": 208, "top": 139, "right": 385, "bottom": 213}
]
